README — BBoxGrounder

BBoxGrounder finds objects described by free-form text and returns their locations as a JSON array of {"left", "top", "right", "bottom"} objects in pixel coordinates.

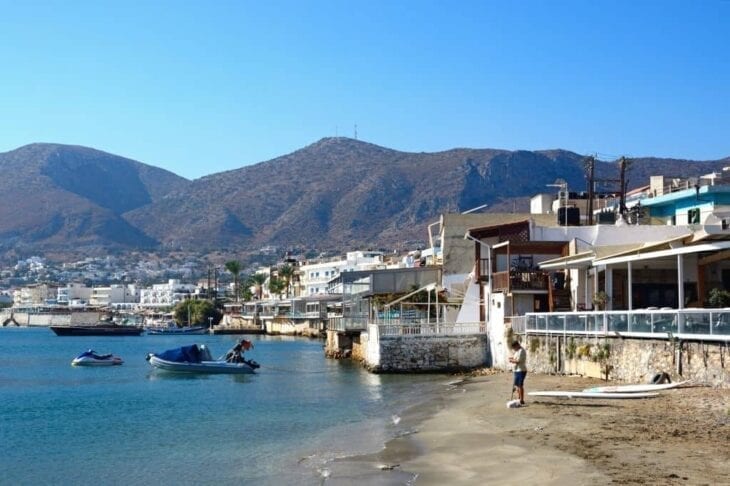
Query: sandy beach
[{"left": 327, "top": 372, "right": 729, "bottom": 485}]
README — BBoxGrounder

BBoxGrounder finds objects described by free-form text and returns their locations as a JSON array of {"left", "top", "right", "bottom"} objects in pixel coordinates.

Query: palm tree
[
  {"left": 225, "top": 260, "right": 242, "bottom": 302},
  {"left": 268, "top": 276, "right": 286, "bottom": 299},
  {"left": 249, "top": 273, "right": 268, "bottom": 300},
  {"left": 278, "top": 264, "right": 295, "bottom": 297}
]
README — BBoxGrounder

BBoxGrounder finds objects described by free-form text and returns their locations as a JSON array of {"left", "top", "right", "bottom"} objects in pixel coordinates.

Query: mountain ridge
[{"left": 1, "top": 139, "right": 729, "bottom": 258}]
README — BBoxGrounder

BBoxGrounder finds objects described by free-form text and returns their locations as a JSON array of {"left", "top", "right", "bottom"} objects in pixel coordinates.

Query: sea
[{"left": 0, "top": 328, "right": 446, "bottom": 485}]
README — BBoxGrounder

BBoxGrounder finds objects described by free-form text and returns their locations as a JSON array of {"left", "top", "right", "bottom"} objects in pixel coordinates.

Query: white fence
[
  {"left": 525, "top": 309, "right": 730, "bottom": 342},
  {"left": 377, "top": 321, "right": 486, "bottom": 337}
]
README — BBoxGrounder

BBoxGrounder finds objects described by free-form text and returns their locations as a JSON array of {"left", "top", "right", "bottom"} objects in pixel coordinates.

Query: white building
[
  {"left": 90, "top": 285, "right": 139, "bottom": 308},
  {"left": 139, "top": 279, "right": 199, "bottom": 308},
  {"left": 57, "top": 283, "right": 92, "bottom": 307},
  {"left": 299, "top": 251, "right": 385, "bottom": 296}
]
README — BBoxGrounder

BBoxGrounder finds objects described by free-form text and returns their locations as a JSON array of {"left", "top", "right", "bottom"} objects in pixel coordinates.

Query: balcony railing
[
  {"left": 524, "top": 309, "right": 730, "bottom": 341},
  {"left": 376, "top": 321, "right": 486, "bottom": 337},
  {"left": 492, "top": 270, "right": 549, "bottom": 292}
]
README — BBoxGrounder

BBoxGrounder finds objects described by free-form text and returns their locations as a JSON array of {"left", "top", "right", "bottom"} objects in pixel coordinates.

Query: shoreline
[{"left": 324, "top": 372, "right": 729, "bottom": 485}]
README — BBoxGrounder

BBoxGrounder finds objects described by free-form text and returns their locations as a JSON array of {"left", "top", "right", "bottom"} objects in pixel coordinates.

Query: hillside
[
  {"left": 125, "top": 137, "right": 730, "bottom": 250},
  {"left": 0, "top": 143, "right": 190, "bottom": 252},
  {"left": 1, "top": 139, "right": 728, "bottom": 258}
]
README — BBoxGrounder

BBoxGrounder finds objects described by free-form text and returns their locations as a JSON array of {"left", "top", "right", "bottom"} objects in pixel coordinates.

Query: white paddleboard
[
  {"left": 582, "top": 380, "right": 690, "bottom": 394},
  {"left": 528, "top": 391, "right": 659, "bottom": 399}
]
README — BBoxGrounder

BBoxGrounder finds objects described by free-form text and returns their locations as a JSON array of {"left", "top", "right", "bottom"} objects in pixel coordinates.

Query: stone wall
[
  {"left": 526, "top": 334, "right": 730, "bottom": 387},
  {"left": 366, "top": 334, "right": 490, "bottom": 373},
  {"left": 324, "top": 330, "right": 353, "bottom": 358}
]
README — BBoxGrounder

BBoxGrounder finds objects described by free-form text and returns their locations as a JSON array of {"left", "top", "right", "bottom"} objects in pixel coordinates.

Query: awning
[
  {"left": 594, "top": 240, "right": 730, "bottom": 266},
  {"left": 539, "top": 251, "right": 595, "bottom": 270}
]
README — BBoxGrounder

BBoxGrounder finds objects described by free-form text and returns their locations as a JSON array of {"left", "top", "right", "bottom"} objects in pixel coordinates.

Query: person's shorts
[{"left": 513, "top": 371, "right": 527, "bottom": 387}]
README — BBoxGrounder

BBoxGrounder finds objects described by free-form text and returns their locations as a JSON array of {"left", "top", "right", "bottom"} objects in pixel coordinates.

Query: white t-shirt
[{"left": 513, "top": 348, "right": 527, "bottom": 372}]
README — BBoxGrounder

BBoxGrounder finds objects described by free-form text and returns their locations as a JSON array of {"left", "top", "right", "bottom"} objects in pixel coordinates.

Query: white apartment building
[
  {"left": 299, "top": 251, "right": 384, "bottom": 296},
  {"left": 57, "top": 283, "right": 92, "bottom": 307},
  {"left": 12, "top": 284, "right": 59, "bottom": 307},
  {"left": 139, "top": 279, "right": 199, "bottom": 308},
  {"left": 90, "top": 284, "right": 139, "bottom": 308}
]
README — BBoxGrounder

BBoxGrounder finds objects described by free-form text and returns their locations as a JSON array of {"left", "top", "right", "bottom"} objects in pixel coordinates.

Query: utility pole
[
  {"left": 618, "top": 156, "right": 631, "bottom": 216},
  {"left": 585, "top": 155, "right": 596, "bottom": 225},
  {"left": 207, "top": 265, "right": 211, "bottom": 300}
]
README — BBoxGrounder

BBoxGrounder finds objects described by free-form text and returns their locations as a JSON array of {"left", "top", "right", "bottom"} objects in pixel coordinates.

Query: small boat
[
  {"left": 146, "top": 344, "right": 260, "bottom": 374},
  {"left": 528, "top": 391, "right": 659, "bottom": 399},
  {"left": 72, "top": 349, "right": 124, "bottom": 366},
  {"left": 146, "top": 325, "right": 208, "bottom": 335},
  {"left": 582, "top": 380, "right": 690, "bottom": 394},
  {"left": 51, "top": 324, "right": 144, "bottom": 336}
]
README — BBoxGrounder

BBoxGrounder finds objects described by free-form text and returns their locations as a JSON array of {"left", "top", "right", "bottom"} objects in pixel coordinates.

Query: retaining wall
[{"left": 526, "top": 334, "right": 729, "bottom": 387}]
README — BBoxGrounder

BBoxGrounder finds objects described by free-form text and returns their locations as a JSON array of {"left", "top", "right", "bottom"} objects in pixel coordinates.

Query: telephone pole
[{"left": 585, "top": 155, "right": 596, "bottom": 225}]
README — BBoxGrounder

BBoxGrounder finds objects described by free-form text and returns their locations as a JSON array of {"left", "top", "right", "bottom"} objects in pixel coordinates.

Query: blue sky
[{"left": 0, "top": 0, "right": 728, "bottom": 179}]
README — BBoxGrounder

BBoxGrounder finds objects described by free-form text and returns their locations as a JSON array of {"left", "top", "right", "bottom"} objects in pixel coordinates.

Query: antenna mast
[{"left": 354, "top": 124, "right": 358, "bottom": 140}]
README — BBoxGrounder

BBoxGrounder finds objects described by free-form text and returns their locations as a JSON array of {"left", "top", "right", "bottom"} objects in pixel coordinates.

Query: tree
[
  {"left": 225, "top": 260, "right": 242, "bottom": 302},
  {"left": 278, "top": 264, "right": 295, "bottom": 297},
  {"left": 249, "top": 273, "right": 268, "bottom": 299},
  {"left": 174, "top": 299, "right": 222, "bottom": 327},
  {"left": 268, "top": 276, "right": 286, "bottom": 298}
]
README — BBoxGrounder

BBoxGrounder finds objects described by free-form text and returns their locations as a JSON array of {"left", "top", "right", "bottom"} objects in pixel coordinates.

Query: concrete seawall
[{"left": 326, "top": 327, "right": 490, "bottom": 373}]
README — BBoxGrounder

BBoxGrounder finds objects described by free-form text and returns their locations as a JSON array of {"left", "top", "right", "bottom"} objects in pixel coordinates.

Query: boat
[
  {"left": 582, "top": 380, "right": 690, "bottom": 394},
  {"left": 71, "top": 349, "right": 124, "bottom": 366},
  {"left": 50, "top": 324, "right": 144, "bottom": 336},
  {"left": 528, "top": 391, "right": 659, "bottom": 399},
  {"left": 146, "top": 325, "right": 207, "bottom": 335},
  {"left": 146, "top": 344, "right": 260, "bottom": 374}
]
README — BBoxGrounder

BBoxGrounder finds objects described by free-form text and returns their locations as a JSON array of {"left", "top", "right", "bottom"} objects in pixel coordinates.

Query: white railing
[
  {"left": 378, "top": 321, "right": 486, "bottom": 337},
  {"left": 525, "top": 308, "right": 730, "bottom": 341}
]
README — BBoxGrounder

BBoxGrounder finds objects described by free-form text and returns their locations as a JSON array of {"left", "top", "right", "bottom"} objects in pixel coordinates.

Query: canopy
[{"left": 155, "top": 345, "right": 203, "bottom": 363}]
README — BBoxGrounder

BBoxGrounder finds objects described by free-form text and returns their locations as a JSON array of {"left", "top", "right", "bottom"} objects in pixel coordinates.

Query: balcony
[{"left": 492, "top": 270, "right": 549, "bottom": 293}]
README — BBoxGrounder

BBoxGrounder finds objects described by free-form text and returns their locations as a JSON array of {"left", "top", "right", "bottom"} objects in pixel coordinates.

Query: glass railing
[{"left": 525, "top": 309, "right": 730, "bottom": 340}]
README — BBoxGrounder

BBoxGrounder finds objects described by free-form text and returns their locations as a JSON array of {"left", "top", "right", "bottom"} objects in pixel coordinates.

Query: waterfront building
[
  {"left": 12, "top": 283, "right": 59, "bottom": 307},
  {"left": 139, "top": 279, "right": 199, "bottom": 308},
  {"left": 90, "top": 284, "right": 139, "bottom": 308},
  {"left": 299, "top": 251, "right": 385, "bottom": 296},
  {"left": 57, "top": 283, "right": 92, "bottom": 307}
]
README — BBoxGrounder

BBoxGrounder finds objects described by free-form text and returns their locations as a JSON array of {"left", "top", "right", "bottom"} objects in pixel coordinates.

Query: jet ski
[{"left": 71, "top": 349, "right": 124, "bottom": 366}]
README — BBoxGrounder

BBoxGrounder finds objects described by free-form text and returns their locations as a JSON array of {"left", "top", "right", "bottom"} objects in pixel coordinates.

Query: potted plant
[{"left": 592, "top": 291, "right": 608, "bottom": 310}]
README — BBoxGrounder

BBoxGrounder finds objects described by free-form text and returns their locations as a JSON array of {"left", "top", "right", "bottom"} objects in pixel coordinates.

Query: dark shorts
[{"left": 513, "top": 371, "right": 527, "bottom": 387}]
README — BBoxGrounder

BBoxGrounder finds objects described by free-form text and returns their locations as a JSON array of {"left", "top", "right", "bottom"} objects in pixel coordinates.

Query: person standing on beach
[{"left": 509, "top": 341, "right": 527, "bottom": 405}]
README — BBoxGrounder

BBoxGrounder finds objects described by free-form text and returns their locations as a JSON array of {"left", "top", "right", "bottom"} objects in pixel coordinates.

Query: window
[{"left": 688, "top": 208, "right": 700, "bottom": 225}]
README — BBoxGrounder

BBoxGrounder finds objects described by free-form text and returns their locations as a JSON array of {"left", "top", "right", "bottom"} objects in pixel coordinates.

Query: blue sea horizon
[{"left": 0, "top": 328, "right": 442, "bottom": 485}]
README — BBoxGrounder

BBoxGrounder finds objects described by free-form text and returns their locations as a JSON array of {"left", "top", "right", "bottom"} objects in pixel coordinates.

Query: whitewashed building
[
  {"left": 299, "top": 251, "right": 385, "bottom": 296},
  {"left": 139, "top": 279, "right": 199, "bottom": 308}
]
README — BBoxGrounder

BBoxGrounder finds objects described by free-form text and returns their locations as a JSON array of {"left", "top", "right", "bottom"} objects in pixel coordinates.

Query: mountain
[
  {"left": 125, "top": 138, "right": 730, "bottom": 250},
  {"left": 0, "top": 143, "right": 189, "bottom": 252},
  {"left": 1, "top": 139, "right": 728, "bottom": 257}
]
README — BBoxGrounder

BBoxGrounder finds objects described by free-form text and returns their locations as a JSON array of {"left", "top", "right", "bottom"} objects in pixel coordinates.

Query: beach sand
[{"left": 326, "top": 372, "right": 729, "bottom": 485}]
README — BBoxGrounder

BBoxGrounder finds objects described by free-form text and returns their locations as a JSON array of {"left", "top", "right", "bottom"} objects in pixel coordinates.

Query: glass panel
[{"left": 607, "top": 313, "right": 628, "bottom": 332}]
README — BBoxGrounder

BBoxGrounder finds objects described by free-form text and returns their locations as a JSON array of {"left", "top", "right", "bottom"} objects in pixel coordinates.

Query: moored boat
[
  {"left": 50, "top": 324, "right": 144, "bottom": 336},
  {"left": 146, "top": 325, "right": 207, "bottom": 335},
  {"left": 71, "top": 349, "right": 124, "bottom": 366},
  {"left": 146, "top": 344, "right": 260, "bottom": 374}
]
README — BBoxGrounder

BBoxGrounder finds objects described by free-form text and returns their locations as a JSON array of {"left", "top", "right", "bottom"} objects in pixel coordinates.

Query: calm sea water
[{"left": 0, "top": 328, "right": 443, "bottom": 485}]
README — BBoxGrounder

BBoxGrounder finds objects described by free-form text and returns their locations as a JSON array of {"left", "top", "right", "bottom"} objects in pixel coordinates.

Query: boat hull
[
  {"left": 146, "top": 326, "right": 207, "bottom": 335},
  {"left": 51, "top": 325, "right": 144, "bottom": 336},
  {"left": 147, "top": 355, "right": 256, "bottom": 374},
  {"left": 72, "top": 356, "right": 124, "bottom": 366}
]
